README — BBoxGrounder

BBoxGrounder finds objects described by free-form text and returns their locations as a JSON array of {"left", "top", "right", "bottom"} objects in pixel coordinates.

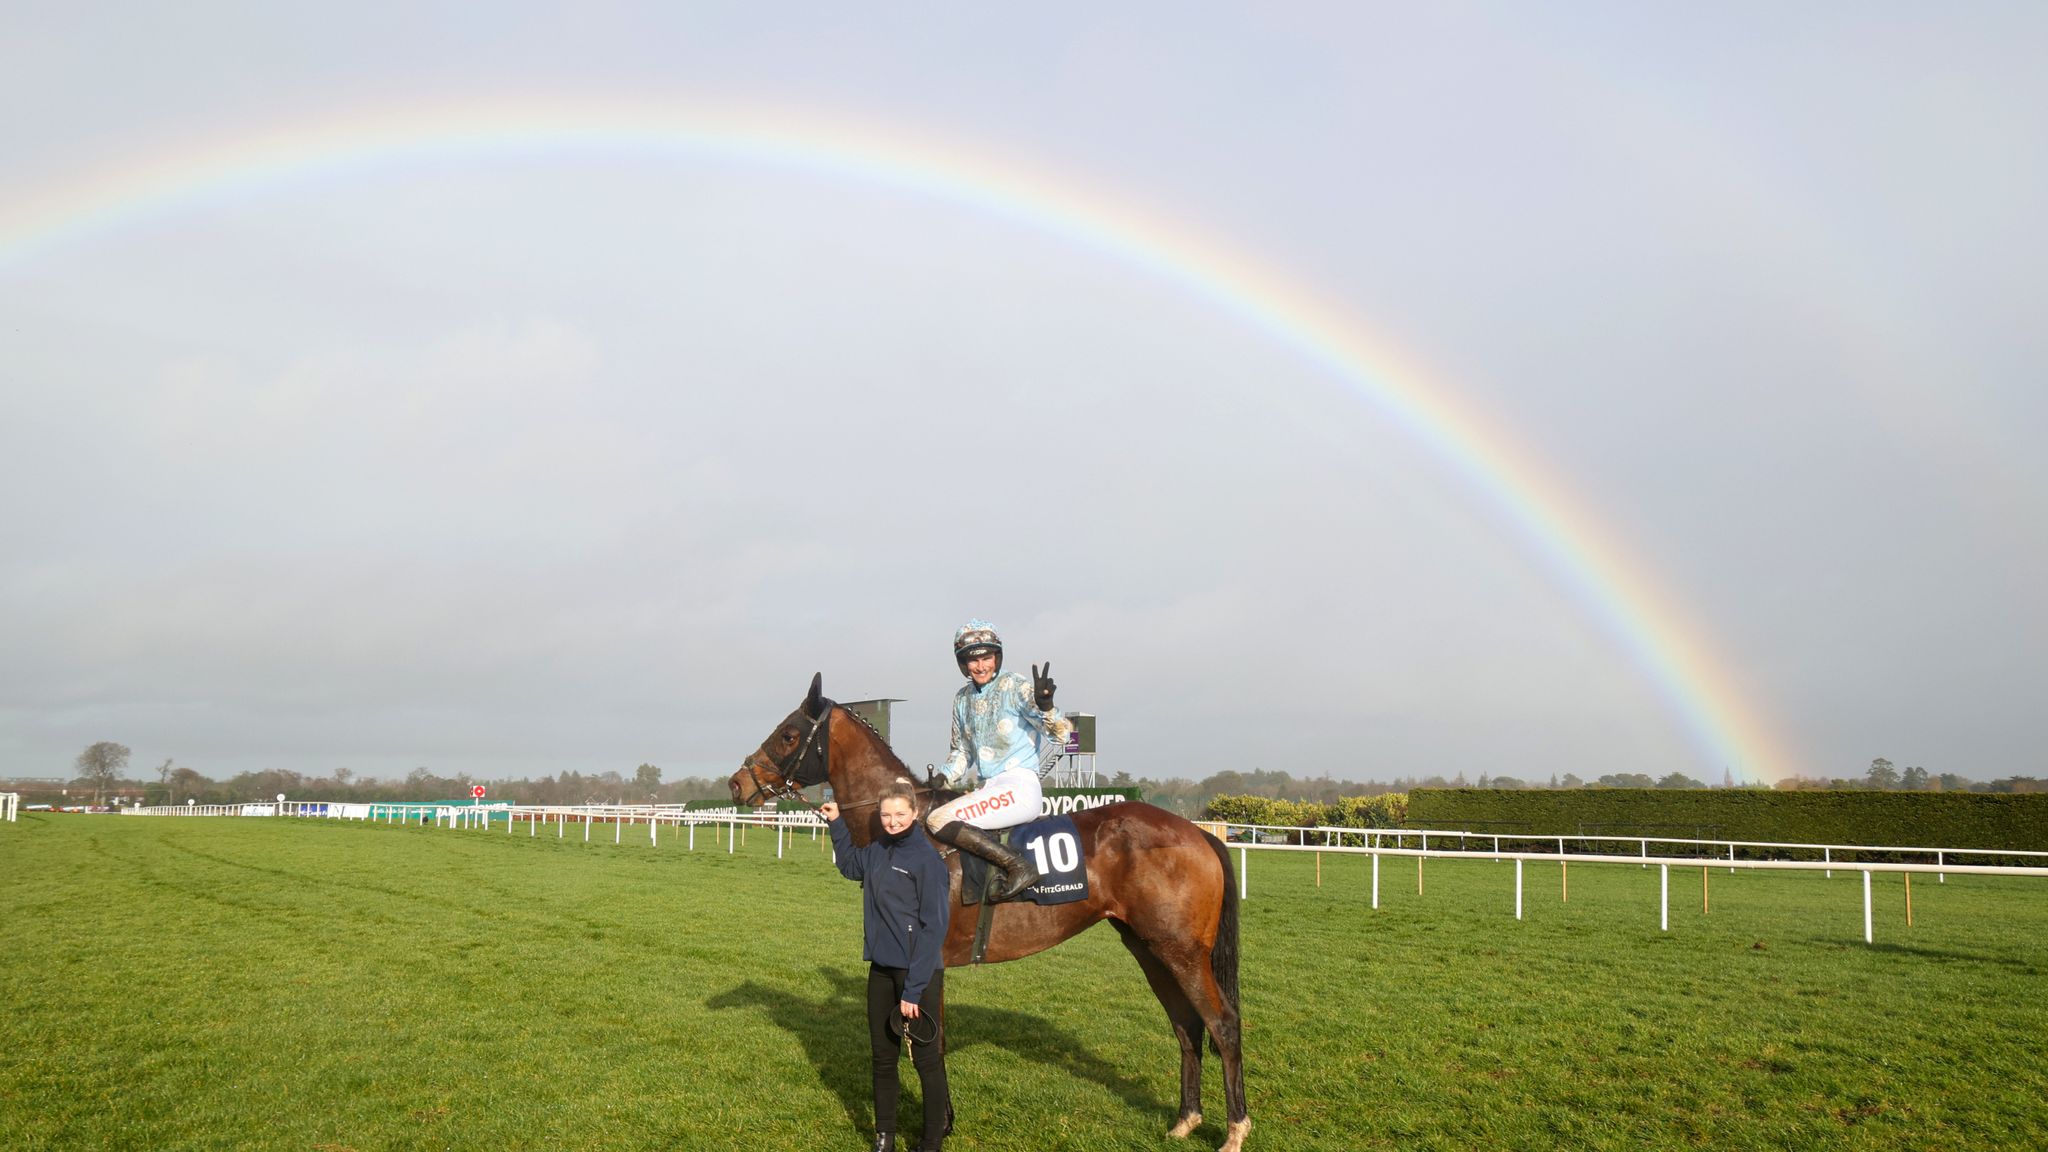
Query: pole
[
  {"left": 1660, "top": 864, "right": 1669, "bottom": 931},
  {"left": 1315, "top": 851, "right": 1321, "bottom": 888},
  {"left": 1417, "top": 854, "right": 1424, "bottom": 896},
  {"left": 1238, "top": 847, "right": 1247, "bottom": 900},
  {"left": 1562, "top": 859, "right": 1568, "bottom": 903},
  {"left": 1905, "top": 871, "right": 1913, "bottom": 927},
  {"left": 1371, "top": 852, "right": 1380, "bottom": 910},
  {"left": 1515, "top": 858, "right": 1523, "bottom": 920},
  {"left": 1863, "top": 870, "right": 1873, "bottom": 944},
  {"left": 1703, "top": 866, "right": 1710, "bottom": 915}
]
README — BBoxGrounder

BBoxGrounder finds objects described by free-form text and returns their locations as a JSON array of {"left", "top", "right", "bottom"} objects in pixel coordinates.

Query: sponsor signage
[{"left": 1039, "top": 787, "right": 1141, "bottom": 816}]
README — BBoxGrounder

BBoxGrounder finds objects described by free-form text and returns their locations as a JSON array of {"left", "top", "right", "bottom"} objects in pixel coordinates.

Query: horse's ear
[{"left": 805, "top": 672, "right": 825, "bottom": 718}]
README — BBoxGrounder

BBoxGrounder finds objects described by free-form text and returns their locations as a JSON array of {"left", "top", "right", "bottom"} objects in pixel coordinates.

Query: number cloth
[{"left": 954, "top": 814, "right": 1091, "bottom": 907}]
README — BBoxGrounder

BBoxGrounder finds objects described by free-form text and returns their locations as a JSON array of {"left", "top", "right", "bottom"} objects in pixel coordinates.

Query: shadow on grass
[
  {"left": 1863, "top": 941, "right": 2043, "bottom": 971},
  {"left": 706, "top": 966, "right": 1171, "bottom": 1138}
]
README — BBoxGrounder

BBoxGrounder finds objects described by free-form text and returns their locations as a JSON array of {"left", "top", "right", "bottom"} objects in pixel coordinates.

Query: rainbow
[{"left": 0, "top": 93, "right": 1794, "bottom": 781}]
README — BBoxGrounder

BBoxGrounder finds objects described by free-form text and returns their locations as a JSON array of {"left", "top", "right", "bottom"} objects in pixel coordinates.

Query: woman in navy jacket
[{"left": 822, "top": 783, "right": 952, "bottom": 1152}]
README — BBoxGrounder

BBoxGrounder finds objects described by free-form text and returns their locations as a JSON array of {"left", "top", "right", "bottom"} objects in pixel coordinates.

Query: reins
[{"left": 741, "top": 702, "right": 948, "bottom": 820}]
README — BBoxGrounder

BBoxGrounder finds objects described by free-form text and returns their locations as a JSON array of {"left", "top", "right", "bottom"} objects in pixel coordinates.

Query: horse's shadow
[{"left": 705, "top": 966, "right": 1170, "bottom": 1135}]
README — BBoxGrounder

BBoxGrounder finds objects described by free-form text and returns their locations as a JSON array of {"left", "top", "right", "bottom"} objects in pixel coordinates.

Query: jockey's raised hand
[
  {"left": 818, "top": 801, "right": 840, "bottom": 822},
  {"left": 1032, "top": 662, "right": 1056, "bottom": 712}
]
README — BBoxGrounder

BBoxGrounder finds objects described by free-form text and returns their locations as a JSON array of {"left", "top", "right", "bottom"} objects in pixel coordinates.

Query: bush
[
  {"left": 1405, "top": 788, "right": 2048, "bottom": 853},
  {"left": 1202, "top": 793, "right": 1408, "bottom": 839}
]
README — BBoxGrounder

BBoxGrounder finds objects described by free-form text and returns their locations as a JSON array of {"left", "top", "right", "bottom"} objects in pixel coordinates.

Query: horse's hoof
[
  {"left": 1218, "top": 1116, "right": 1251, "bottom": 1152},
  {"left": 1167, "top": 1113, "right": 1201, "bottom": 1139}
]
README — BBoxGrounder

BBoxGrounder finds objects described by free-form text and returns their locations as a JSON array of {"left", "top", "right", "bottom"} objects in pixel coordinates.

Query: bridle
[
  {"left": 737, "top": 700, "right": 833, "bottom": 812},
  {"left": 738, "top": 695, "right": 948, "bottom": 818}
]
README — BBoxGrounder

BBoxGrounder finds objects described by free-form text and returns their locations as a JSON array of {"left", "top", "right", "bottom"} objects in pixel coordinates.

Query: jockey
[{"left": 926, "top": 619, "right": 1074, "bottom": 903}]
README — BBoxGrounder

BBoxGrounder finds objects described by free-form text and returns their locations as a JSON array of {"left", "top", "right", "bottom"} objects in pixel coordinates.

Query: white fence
[
  {"left": 1212, "top": 823, "right": 2048, "bottom": 945},
  {"left": 112, "top": 798, "right": 2048, "bottom": 946},
  {"left": 2, "top": 792, "right": 18, "bottom": 822}
]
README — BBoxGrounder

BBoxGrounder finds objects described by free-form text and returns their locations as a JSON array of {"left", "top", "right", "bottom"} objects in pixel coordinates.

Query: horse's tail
[{"left": 1203, "top": 829, "right": 1241, "bottom": 1055}]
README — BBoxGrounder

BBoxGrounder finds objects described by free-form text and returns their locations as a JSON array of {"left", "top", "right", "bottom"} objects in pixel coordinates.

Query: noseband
[{"left": 740, "top": 702, "right": 832, "bottom": 811}]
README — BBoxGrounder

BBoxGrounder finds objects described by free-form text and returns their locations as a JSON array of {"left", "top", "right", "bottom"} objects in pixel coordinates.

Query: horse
[{"left": 731, "top": 673, "right": 1251, "bottom": 1152}]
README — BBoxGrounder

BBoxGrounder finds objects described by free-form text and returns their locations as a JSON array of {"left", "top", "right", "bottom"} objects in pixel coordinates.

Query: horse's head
[{"left": 730, "top": 672, "right": 833, "bottom": 807}]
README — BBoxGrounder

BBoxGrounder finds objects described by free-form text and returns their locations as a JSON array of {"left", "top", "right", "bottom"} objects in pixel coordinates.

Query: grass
[{"left": 2, "top": 812, "right": 2045, "bottom": 1151}]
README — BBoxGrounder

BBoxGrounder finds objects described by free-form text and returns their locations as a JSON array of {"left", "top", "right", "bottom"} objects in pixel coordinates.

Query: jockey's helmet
[{"left": 953, "top": 619, "right": 1003, "bottom": 676}]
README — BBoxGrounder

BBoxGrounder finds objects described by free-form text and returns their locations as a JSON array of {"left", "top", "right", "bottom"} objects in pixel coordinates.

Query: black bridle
[{"left": 738, "top": 700, "right": 833, "bottom": 811}]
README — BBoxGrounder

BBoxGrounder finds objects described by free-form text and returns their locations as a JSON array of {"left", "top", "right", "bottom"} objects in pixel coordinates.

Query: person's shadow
[{"left": 705, "top": 966, "right": 1171, "bottom": 1140}]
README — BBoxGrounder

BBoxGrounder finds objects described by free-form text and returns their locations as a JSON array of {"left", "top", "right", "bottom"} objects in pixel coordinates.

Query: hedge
[
  {"left": 1405, "top": 789, "right": 2048, "bottom": 854},
  {"left": 1202, "top": 794, "right": 1408, "bottom": 832}
]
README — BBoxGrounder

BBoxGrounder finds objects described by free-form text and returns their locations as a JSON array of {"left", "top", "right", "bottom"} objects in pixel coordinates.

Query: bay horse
[{"left": 731, "top": 673, "right": 1250, "bottom": 1152}]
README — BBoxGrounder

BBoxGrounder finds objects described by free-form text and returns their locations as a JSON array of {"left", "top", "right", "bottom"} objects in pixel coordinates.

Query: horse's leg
[
  {"left": 1122, "top": 840, "right": 1245, "bottom": 1139},
  {"left": 1111, "top": 921, "right": 1205, "bottom": 1138}
]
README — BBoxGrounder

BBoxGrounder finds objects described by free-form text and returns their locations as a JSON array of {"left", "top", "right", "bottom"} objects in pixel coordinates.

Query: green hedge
[
  {"left": 1405, "top": 789, "right": 2048, "bottom": 853},
  {"left": 1202, "top": 793, "right": 1408, "bottom": 832}
]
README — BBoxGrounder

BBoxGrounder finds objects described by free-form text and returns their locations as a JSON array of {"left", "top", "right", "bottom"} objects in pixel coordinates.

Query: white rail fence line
[
  {"left": 118, "top": 801, "right": 2048, "bottom": 945},
  {"left": 2, "top": 792, "right": 18, "bottom": 822}
]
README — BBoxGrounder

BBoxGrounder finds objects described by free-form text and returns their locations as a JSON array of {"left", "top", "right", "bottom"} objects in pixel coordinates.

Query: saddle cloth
[{"left": 959, "top": 814, "right": 1090, "bottom": 906}]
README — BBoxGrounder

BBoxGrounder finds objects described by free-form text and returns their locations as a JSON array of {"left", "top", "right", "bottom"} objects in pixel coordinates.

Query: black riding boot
[
  {"left": 871, "top": 1133, "right": 895, "bottom": 1152},
  {"left": 932, "top": 820, "right": 1040, "bottom": 902}
]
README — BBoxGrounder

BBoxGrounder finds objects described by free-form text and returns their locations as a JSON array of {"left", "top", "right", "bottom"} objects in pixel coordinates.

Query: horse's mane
[{"left": 831, "top": 701, "right": 953, "bottom": 803}]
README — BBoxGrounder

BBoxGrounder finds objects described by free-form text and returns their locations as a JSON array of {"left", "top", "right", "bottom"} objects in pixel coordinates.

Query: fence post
[
  {"left": 1937, "top": 850, "right": 1944, "bottom": 884},
  {"left": 1660, "top": 864, "right": 1669, "bottom": 931},
  {"left": 1239, "top": 846, "right": 1247, "bottom": 901},
  {"left": 1371, "top": 852, "right": 1379, "bottom": 910},
  {"left": 1825, "top": 846, "right": 1831, "bottom": 879},
  {"left": 1514, "top": 859, "right": 1523, "bottom": 920},
  {"left": 1862, "top": 870, "right": 1873, "bottom": 944}
]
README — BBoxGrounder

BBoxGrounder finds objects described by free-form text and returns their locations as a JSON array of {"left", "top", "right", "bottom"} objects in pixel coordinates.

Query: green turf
[{"left": 3, "top": 813, "right": 2044, "bottom": 1151}]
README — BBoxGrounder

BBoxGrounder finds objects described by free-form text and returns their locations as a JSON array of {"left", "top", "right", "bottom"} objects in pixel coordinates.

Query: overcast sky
[{"left": 3, "top": 4, "right": 2042, "bottom": 788}]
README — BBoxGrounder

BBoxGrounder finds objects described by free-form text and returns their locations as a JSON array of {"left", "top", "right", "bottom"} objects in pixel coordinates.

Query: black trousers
[{"left": 867, "top": 963, "right": 950, "bottom": 1139}]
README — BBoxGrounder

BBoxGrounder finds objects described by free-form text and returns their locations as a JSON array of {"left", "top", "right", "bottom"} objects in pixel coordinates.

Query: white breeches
[{"left": 927, "top": 767, "right": 1042, "bottom": 832}]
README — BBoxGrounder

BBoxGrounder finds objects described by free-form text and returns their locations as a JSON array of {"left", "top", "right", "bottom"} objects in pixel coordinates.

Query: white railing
[
  {"left": 499, "top": 804, "right": 825, "bottom": 857},
  {"left": 108, "top": 798, "right": 2048, "bottom": 946},
  {"left": 2, "top": 792, "right": 18, "bottom": 822},
  {"left": 1206, "top": 821, "right": 2048, "bottom": 945},
  {"left": 1214, "top": 822, "right": 2048, "bottom": 875}
]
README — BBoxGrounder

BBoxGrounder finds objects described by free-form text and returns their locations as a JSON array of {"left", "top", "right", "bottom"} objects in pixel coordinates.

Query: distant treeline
[{"left": 19, "top": 757, "right": 2042, "bottom": 813}]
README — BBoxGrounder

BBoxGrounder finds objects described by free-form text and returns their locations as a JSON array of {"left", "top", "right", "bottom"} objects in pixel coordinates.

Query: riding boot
[
  {"left": 871, "top": 1133, "right": 895, "bottom": 1152},
  {"left": 917, "top": 1107, "right": 952, "bottom": 1152},
  {"left": 932, "top": 820, "right": 1040, "bottom": 902}
]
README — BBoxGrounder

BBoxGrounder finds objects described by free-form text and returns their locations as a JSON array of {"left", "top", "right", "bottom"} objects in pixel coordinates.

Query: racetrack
[{"left": 3, "top": 814, "right": 2043, "bottom": 1150}]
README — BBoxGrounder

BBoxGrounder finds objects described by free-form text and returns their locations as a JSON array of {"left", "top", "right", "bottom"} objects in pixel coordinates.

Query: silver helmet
[{"left": 952, "top": 619, "right": 1003, "bottom": 676}]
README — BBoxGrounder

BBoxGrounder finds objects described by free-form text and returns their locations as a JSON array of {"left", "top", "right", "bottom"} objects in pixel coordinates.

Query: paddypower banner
[{"left": 1039, "top": 787, "right": 1143, "bottom": 816}]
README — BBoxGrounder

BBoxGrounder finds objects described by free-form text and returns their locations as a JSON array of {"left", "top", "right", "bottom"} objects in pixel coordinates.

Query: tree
[
  {"left": 1657, "top": 772, "right": 1705, "bottom": 789},
  {"left": 635, "top": 763, "right": 662, "bottom": 795},
  {"left": 1560, "top": 773, "right": 1585, "bottom": 789},
  {"left": 75, "top": 741, "right": 130, "bottom": 806},
  {"left": 169, "top": 767, "right": 207, "bottom": 803},
  {"left": 1900, "top": 765, "right": 1928, "bottom": 791},
  {"left": 1866, "top": 758, "right": 1899, "bottom": 790}
]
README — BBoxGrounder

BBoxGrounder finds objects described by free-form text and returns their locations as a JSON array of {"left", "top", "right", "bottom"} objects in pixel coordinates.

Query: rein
[
  {"left": 739, "top": 702, "right": 832, "bottom": 812},
  {"left": 742, "top": 705, "right": 949, "bottom": 820}
]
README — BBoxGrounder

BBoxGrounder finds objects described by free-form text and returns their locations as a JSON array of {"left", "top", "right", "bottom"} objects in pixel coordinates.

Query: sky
[{"left": 3, "top": 3, "right": 2043, "bottom": 788}]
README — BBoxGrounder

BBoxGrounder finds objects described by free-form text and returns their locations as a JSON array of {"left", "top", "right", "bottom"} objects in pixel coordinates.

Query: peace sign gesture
[{"left": 1032, "top": 662, "right": 1057, "bottom": 712}]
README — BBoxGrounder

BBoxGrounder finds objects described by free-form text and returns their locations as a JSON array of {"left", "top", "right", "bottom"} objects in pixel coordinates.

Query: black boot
[
  {"left": 871, "top": 1133, "right": 895, "bottom": 1152},
  {"left": 933, "top": 821, "right": 1039, "bottom": 902},
  {"left": 917, "top": 1107, "right": 953, "bottom": 1151}
]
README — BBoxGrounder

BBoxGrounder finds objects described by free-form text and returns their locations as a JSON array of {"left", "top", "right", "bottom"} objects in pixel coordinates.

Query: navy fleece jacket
[{"left": 827, "top": 817, "right": 950, "bottom": 1004}]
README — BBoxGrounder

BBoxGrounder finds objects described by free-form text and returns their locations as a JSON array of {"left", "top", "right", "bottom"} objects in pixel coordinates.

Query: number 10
[{"left": 1024, "top": 831, "right": 1079, "bottom": 874}]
